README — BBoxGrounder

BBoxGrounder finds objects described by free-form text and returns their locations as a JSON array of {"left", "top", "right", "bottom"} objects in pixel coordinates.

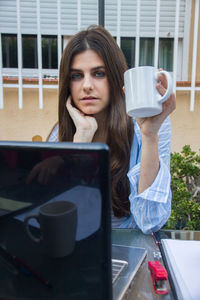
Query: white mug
[{"left": 124, "top": 66, "right": 173, "bottom": 118}]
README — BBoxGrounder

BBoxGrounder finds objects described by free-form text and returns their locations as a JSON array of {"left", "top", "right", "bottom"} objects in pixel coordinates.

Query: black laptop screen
[{"left": 0, "top": 142, "right": 112, "bottom": 300}]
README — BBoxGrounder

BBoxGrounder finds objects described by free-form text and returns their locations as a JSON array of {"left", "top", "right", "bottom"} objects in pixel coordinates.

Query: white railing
[
  {"left": 175, "top": 0, "right": 200, "bottom": 111},
  {"left": 190, "top": 0, "right": 200, "bottom": 110},
  {"left": 0, "top": 0, "right": 199, "bottom": 110}
]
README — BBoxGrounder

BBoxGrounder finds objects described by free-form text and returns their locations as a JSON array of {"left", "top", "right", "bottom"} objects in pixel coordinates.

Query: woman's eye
[
  {"left": 71, "top": 73, "right": 82, "bottom": 80},
  {"left": 94, "top": 71, "right": 105, "bottom": 78}
]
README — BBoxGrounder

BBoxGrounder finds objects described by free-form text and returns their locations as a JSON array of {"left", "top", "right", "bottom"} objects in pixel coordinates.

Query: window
[
  {"left": 121, "top": 37, "right": 155, "bottom": 68},
  {"left": 22, "top": 35, "right": 38, "bottom": 68},
  {"left": 2, "top": 34, "right": 18, "bottom": 68},
  {"left": 158, "top": 38, "right": 173, "bottom": 71},
  {"left": 139, "top": 38, "right": 154, "bottom": 66},
  {"left": 42, "top": 36, "right": 58, "bottom": 69},
  {"left": 121, "top": 37, "right": 135, "bottom": 69},
  {"left": 121, "top": 37, "right": 173, "bottom": 72}
]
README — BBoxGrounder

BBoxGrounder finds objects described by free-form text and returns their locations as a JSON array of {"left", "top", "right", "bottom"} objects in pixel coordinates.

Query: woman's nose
[{"left": 82, "top": 75, "right": 93, "bottom": 92}]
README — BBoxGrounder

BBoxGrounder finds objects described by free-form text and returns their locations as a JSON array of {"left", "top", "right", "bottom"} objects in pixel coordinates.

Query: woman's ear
[{"left": 122, "top": 86, "right": 125, "bottom": 94}]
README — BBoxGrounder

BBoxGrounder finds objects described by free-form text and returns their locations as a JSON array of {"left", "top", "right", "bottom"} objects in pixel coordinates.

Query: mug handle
[
  {"left": 156, "top": 70, "right": 173, "bottom": 104},
  {"left": 24, "top": 214, "right": 41, "bottom": 243}
]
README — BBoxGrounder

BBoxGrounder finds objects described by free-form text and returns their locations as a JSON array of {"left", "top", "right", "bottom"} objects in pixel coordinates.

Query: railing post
[
  {"left": 0, "top": 33, "right": 3, "bottom": 109},
  {"left": 16, "top": 0, "right": 23, "bottom": 109},
  {"left": 190, "top": 0, "right": 199, "bottom": 111},
  {"left": 98, "top": 0, "right": 104, "bottom": 27},
  {"left": 36, "top": 0, "right": 43, "bottom": 109}
]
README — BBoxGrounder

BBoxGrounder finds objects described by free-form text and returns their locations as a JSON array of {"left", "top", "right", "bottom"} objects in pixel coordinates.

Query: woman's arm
[
  {"left": 137, "top": 73, "right": 175, "bottom": 194},
  {"left": 127, "top": 117, "right": 172, "bottom": 234},
  {"left": 125, "top": 72, "right": 176, "bottom": 234},
  {"left": 138, "top": 133, "right": 159, "bottom": 193}
]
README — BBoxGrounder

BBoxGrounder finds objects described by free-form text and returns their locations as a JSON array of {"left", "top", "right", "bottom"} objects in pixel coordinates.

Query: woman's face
[{"left": 69, "top": 49, "right": 110, "bottom": 117}]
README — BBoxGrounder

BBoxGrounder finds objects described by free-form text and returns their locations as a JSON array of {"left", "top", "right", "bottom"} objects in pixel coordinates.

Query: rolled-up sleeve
[{"left": 126, "top": 117, "right": 172, "bottom": 234}]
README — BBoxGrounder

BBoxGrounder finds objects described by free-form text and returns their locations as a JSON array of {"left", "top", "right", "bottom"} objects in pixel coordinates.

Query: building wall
[
  {"left": 0, "top": 0, "right": 199, "bottom": 153},
  {"left": 0, "top": 87, "right": 58, "bottom": 142},
  {"left": 170, "top": 91, "right": 200, "bottom": 152},
  {"left": 0, "top": 87, "right": 200, "bottom": 153}
]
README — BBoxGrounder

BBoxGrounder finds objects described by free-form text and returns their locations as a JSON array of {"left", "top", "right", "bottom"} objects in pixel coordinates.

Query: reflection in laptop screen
[{"left": 0, "top": 141, "right": 112, "bottom": 300}]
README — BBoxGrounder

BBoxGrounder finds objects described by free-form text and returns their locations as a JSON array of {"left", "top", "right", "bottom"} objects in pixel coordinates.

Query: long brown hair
[{"left": 58, "top": 25, "right": 134, "bottom": 217}]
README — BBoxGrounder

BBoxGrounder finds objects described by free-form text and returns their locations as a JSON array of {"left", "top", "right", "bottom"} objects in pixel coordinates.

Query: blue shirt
[{"left": 48, "top": 117, "right": 172, "bottom": 234}]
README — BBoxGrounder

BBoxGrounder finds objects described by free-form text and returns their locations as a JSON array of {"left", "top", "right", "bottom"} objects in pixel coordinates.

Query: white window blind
[
  {"left": 0, "top": 0, "right": 17, "bottom": 33},
  {"left": 81, "top": 0, "right": 98, "bottom": 30},
  {"left": 0, "top": 0, "right": 186, "bottom": 37},
  {"left": 20, "top": 0, "right": 37, "bottom": 34},
  {"left": 107, "top": 0, "right": 186, "bottom": 37}
]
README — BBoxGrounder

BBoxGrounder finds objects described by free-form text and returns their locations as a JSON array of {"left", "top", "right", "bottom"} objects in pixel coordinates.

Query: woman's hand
[
  {"left": 66, "top": 96, "right": 98, "bottom": 142},
  {"left": 26, "top": 156, "right": 64, "bottom": 185},
  {"left": 136, "top": 72, "right": 176, "bottom": 138}
]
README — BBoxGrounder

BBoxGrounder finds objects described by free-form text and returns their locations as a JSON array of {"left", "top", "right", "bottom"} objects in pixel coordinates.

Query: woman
[{"left": 48, "top": 25, "right": 176, "bottom": 234}]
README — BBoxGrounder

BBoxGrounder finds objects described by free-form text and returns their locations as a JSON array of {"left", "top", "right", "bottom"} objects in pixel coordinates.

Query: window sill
[
  {"left": 2, "top": 77, "right": 200, "bottom": 87},
  {"left": 3, "top": 77, "right": 58, "bottom": 85}
]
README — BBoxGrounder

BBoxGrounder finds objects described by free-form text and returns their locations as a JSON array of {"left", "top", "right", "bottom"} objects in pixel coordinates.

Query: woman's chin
[{"left": 80, "top": 108, "right": 98, "bottom": 115}]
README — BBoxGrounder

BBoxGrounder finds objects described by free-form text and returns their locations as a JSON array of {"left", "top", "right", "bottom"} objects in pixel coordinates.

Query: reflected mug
[
  {"left": 24, "top": 201, "right": 77, "bottom": 258},
  {"left": 124, "top": 66, "right": 173, "bottom": 118}
]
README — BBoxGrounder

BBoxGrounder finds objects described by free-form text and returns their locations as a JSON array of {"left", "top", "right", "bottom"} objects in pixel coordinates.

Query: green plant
[{"left": 164, "top": 145, "right": 200, "bottom": 230}]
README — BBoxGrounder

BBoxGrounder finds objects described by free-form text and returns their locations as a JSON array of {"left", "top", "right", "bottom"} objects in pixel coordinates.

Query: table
[
  {"left": 2, "top": 218, "right": 196, "bottom": 299},
  {"left": 112, "top": 229, "right": 174, "bottom": 300}
]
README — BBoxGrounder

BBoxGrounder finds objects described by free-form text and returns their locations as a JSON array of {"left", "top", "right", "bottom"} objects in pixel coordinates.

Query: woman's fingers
[
  {"left": 66, "top": 96, "right": 87, "bottom": 129},
  {"left": 156, "top": 80, "right": 166, "bottom": 96},
  {"left": 162, "top": 93, "right": 176, "bottom": 116},
  {"left": 136, "top": 93, "right": 176, "bottom": 138},
  {"left": 157, "top": 71, "right": 173, "bottom": 99},
  {"left": 66, "top": 96, "right": 84, "bottom": 118},
  {"left": 26, "top": 165, "right": 39, "bottom": 184}
]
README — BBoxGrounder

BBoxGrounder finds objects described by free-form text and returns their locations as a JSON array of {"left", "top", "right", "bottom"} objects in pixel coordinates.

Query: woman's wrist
[
  {"left": 138, "top": 133, "right": 159, "bottom": 193},
  {"left": 73, "top": 129, "right": 95, "bottom": 142},
  {"left": 141, "top": 133, "right": 158, "bottom": 145}
]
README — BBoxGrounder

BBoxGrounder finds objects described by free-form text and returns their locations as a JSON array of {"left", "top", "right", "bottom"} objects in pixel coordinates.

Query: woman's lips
[{"left": 80, "top": 96, "right": 98, "bottom": 101}]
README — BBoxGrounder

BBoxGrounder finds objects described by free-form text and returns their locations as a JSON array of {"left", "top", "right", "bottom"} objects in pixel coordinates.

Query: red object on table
[{"left": 148, "top": 261, "right": 168, "bottom": 295}]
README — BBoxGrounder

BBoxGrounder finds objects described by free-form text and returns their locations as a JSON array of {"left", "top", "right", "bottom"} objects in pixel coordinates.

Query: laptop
[{"left": 0, "top": 141, "right": 146, "bottom": 300}]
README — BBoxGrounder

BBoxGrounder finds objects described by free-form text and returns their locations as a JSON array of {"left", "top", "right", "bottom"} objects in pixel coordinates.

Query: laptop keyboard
[{"left": 112, "top": 259, "right": 128, "bottom": 283}]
